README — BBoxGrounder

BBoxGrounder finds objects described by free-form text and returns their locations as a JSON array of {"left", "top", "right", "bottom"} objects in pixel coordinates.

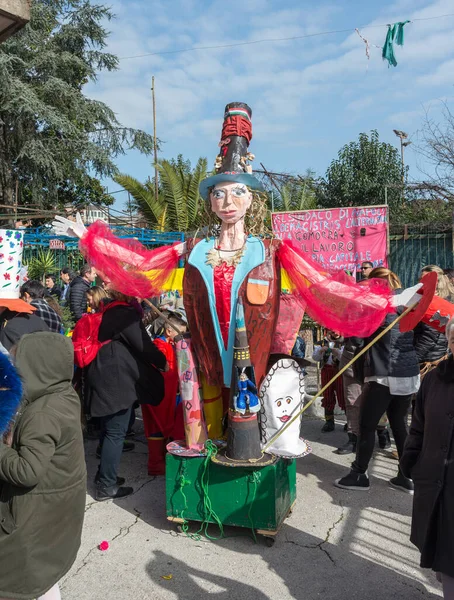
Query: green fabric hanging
[
  {"left": 395, "top": 20, "right": 410, "bottom": 46},
  {"left": 382, "top": 24, "right": 397, "bottom": 67},
  {"left": 382, "top": 20, "right": 410, "bottom": 67}
]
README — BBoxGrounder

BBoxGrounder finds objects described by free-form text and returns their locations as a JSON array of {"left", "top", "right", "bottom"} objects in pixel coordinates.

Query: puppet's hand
[
  {"left": 174, "top": 241, "right": 188, "bottom": 257},
  {"left": 52, "top": 212, "right": 87, "bottom": 239},
  {"left": 392, "top": 283, "right": 423, "bottom": 308}
]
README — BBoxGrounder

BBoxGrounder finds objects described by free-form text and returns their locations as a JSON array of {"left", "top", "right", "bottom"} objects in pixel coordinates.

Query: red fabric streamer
[
  {"left": 277, "top": 240, "right": 395, "bottom": 338},
  {"left": 142, "top": 337, "right": 179, "bottom": 438},
  {"left": 221, "top": 115, "right": 253, "bottom": 145},
  {"left": 79, "top": 221, "right": 180, "bottom": 298}
]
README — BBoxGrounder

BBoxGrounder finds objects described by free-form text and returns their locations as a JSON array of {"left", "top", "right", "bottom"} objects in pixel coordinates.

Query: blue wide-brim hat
[
  {"left": 199, "top": 172, "right": 264, "bottom": 200},
  {"left": 199, "top": 102, "right": 264, "bottom": 200}
]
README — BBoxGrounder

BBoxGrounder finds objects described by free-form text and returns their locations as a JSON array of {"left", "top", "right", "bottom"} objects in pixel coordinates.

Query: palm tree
[{"left": 114, "top": 156, "right": 208, "bottom": 233}]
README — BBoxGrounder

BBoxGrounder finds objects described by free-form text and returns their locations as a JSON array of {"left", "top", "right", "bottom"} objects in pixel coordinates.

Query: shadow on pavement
[{"left": 83, "top": 415, "right": 440, "bottom": 600}]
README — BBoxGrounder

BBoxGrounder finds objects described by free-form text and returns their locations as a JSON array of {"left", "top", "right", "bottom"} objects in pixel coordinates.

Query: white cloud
[
  {"left": 346, "top": 96, "right": 374, "bottom": 112},
  {"left": 386, "top": 109, "right": 425, "bottom": 126},
  {"left": 417, "top": 58, "right": 454, "bottom": 85}
]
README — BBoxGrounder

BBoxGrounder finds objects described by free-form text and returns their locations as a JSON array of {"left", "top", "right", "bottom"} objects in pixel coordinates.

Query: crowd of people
[
  {"left": 310, "top": 260, "right": 454, "bottom": 599},
  {"left": 0, "top": 259, "right": 454, "bottom": 599}
]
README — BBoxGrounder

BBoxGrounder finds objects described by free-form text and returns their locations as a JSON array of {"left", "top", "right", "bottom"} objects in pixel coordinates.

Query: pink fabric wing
[
  {"left": 79, "top": 221, "right": 180, "bottom": 298},
  {"left": 278, "top": 240, "right": 395, "bottom": 338},
  {"left": 270, "top": 294, "right": 306, "bottom": 354}
]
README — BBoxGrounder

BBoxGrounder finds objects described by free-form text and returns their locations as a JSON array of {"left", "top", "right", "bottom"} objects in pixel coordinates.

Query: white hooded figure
[{"left": 259, "top": 357, "right": 311, "bottom": 458}]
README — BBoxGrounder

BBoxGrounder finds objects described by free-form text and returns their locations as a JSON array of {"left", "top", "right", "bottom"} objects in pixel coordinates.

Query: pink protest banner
[{"left": 272, "top": 205, "right": 388, "bottom": 273}]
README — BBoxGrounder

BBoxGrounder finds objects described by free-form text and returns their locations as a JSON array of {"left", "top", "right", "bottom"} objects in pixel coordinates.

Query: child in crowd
[
  {"left": 142, "top": 311, "right": 187, "bottom": 475},
  {"left": 313, "top": 330, "right": 345, "bottom": 432}
]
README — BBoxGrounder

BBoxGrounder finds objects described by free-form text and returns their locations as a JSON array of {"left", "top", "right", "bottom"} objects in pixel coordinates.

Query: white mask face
[{"left": 259, "top": 358, "right": 311, "bottom": 458}]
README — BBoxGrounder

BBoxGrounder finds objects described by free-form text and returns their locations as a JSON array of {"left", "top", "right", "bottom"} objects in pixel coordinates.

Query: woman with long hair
[
  {"left": 84, "top": 288, "right": 167, "bottom": 500},
  {"left": 86, "top": 285, "right": 108, "bottom": 313},
  {"left": 335, "top": 267, "right": 419, "bottom": 493},
  {"left": 421, "top": 265, "right": 454, "bottom": 300}
]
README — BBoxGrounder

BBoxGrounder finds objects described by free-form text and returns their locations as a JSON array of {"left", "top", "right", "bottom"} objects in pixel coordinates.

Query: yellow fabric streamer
[
  {"left": 143, "top": 267, "right": 184, "bottom": 293},
  {"left": 281, "top": 269, "right": 294, "bottom": 292},
  {"left": 144, "top": 267, "right": 294, "bottom": 293}
]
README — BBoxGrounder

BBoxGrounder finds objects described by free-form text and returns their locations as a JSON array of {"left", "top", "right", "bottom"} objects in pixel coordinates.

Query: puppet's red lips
[{"left": 279, "top": 415, "right": 290, "bottom": 423}]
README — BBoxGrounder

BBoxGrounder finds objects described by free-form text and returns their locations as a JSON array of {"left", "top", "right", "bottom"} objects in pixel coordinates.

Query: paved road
[{"left": 61, "top": 414, "right": 442, "bottom": 600}]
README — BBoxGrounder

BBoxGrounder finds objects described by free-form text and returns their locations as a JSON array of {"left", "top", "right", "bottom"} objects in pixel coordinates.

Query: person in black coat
[
  {"left": 413, "top": 265, "right": 453, "bottom": 365},
  {"left": 401, "top": 320, "right": 454, "bottom": 600},
  {"left": 44, "top": 273, "right": 62, "bottom": 300},
  {"left": 60, "top": 267, "right": 76, "bottom": 306},
  {"left": 85, "top": 292, "right": 167, "bottom": 501},
  {"left": 335, "top": 268, "right": 419, "bottom": 493},
  {"left": 0, "top": 308, "right": 49, "bottom": 351},
  {"left": 68, "top": 264, "right": 97, "bottom": 322}
]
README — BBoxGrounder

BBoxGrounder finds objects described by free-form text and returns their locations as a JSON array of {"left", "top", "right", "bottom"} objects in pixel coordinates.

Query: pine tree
[{"left": 0, "top": 0, "right": 155, "bottom": 224}]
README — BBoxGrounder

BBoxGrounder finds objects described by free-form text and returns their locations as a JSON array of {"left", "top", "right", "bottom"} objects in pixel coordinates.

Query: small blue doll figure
[{"left": 235, "top": 372, "right": 260, "bottom": 415}]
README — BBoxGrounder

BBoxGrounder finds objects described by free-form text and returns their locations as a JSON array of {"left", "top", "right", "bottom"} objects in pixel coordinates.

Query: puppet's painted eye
[
  {"left": 286, "top": 397, "right": 292, "bottom": 404},
  {"left": 212, "top": 189, "right": 225, "bottom": 200},
  {"left": 231, "top": 185, "right": 247, "bottom": 197}
]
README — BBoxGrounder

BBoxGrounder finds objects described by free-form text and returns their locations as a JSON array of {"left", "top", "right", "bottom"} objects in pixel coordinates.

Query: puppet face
[
  {"left": 274, "top": 395, "right": 298, "bottom": 424},
  {"left": 259, "top": 358, "right": 310, "bottom": 459},
  {"left": 210, "top": 182, "right": 252, "bottom": 224}
]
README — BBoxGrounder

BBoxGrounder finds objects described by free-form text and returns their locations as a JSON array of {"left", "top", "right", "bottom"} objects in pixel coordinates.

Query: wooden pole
[
  {"left": 142, "top": 297, "right": 183, "bottom": 335},
  {"left": 151, "top": 76, "right": 159, "bottom": 203},
  {"left": 14, "top": 180, "right": 18, "bottom": 226},
  {"left": 127, "top": 191, "right": 133, "bottom": 227}
]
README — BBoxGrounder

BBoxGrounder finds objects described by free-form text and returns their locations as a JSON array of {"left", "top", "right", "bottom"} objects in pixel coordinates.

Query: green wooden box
[{"left": 166, "top": 453, "right": 297, "bottom": 533}]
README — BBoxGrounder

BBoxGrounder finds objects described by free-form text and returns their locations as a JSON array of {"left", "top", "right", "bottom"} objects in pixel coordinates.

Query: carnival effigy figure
[{"left": 53, "top": 102, "right": 408, "bottom": 462}]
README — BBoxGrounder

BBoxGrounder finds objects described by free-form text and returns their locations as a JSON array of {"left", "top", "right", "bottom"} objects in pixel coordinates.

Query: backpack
[{"left": 72, "top": 301, "right": 128, "bottom": 368}]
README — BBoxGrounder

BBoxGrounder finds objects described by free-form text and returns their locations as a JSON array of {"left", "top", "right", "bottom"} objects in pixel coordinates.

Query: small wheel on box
[
  {"left": 176, "top": 524, "right": 184, "bottom": 534},
  {"left": 264, "top": 536, "right": 275, "bottom": 547}
]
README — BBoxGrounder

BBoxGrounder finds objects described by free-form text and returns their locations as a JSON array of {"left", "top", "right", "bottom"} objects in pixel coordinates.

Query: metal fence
[
  {"left": 22, "top": 247, "right": 85, "bottom": 273},
  {"left": 20, "top": 222, "right": 454, "bottom": 289},
  {"left": 389, "top": 223, "right": 453, "bottom": 288}
]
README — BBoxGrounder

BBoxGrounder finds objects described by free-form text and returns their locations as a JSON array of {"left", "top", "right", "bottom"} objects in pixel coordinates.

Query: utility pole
[
  {"left": 393, "top": 129, "right": 411, "bottom": 185},
  {"left": 127, "top": 191, "right": 133, "bottom": 227},
  {"left": 14, "top": 179, "right": 18, "bottom": 226},
  {"left": 151, "top": 76, "right": 159, "bottom": 203}
]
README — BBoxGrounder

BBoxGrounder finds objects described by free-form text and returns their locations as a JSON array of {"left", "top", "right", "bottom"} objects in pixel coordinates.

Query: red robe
[{"left": 142, "top": 337, "right": 179, "bottom": 439}]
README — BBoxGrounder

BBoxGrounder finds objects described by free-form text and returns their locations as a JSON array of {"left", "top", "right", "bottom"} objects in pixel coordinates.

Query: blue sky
[{"left": 87, "top": 0, "right": 454, "bottom": 212}]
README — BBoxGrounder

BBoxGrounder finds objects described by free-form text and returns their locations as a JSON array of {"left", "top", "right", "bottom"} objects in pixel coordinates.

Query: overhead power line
[{"left": 119, "top": 13, "right": 454, "bottom": 61}]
